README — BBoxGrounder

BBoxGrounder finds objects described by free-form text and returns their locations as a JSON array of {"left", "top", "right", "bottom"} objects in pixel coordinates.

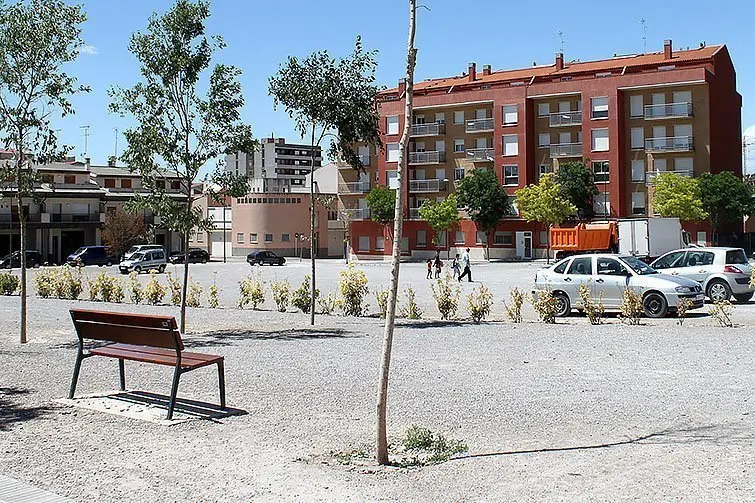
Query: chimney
[
  {"left": 107, "top": 156, "right": 115, "bottom": 167},
  {"left": 84, "top": 157, "right": 91, "bottom": 170},
  {"left": 468, "top": 62, "right": 476, "bottom": 81},
  {"left": 664, "top": 39, "right": 673, "bottom": 60},
  {"left": 555, "top": 52, "right": 564, "bottom": 71},
  {"left": 398, "top": 78, "right": 406, "bottom": 95},
  {"left": 482, "top": 64, "right": 491, "bottom": 76}
]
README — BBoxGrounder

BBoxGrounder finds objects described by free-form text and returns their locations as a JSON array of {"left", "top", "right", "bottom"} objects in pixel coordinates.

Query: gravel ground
[{"left": 2, "top": 260, "right": 755, "bottom": 501}]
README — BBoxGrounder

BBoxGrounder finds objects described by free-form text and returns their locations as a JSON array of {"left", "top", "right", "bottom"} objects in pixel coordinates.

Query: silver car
[
  {"left": 534, "top": 254, "right": 705, "bottom": 318},
  {"left": 119, "top": 249, "right": 167, "bottom": 274},
  {"left": 650, "top": 247, "right": 753, "bottom": 303}
]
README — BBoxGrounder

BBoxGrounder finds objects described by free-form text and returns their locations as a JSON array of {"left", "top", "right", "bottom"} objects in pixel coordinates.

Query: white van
[
  {"left": 119, "top": 249, "right": 167, "bottom": 274},
  {"left": 123, "top": 244, "right": 164, "bottom": 261}
]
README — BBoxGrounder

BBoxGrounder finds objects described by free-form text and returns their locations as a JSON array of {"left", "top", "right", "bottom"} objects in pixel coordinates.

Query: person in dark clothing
[
  {"left": 433, "top": 251, "right": 443, "bottom": 279},
  {"left": 426, "top": 258, "right": 433, "bottom": 279}
]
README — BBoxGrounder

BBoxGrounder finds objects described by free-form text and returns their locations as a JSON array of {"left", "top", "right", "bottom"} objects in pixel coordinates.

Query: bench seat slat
[{"left": 90, "top": 343, "right": 222, "bottom": 370}]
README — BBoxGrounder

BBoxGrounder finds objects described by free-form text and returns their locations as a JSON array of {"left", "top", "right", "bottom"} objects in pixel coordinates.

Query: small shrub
[
  {"left": 750, "top": 267, "right": 755, "bottom": 289},
  {"left": 431, "top": 273, "right": 460, "bottom": 320},
  {"left": 35, "top": 268, "right": 57, "bottom": 298},
  {"left": 87, "top": 276, "right": 101, "bottom": 301},
  {"left": 110, "top": 278, "right": 125, "bottom": 304},
  {"left": 579, "top": 283, "right": 605, "bottom": 325},
  {"left": 187, "top": 282, "right": 203, "bottom": 308},
  {"left": 271, "top": 280, "right": 291, "bottom": 312},
  {"left": 291, "top": 275, "right": 318, "bottom": 313},
  {"left": 619, "top": 288, "right": 643, "bottom": 325},
  {"left": 676, "top": 297, "right": 693, "bottom": 326},
  {"left": 144, "top": 272, "right": 166, "bottom": 305},
  {"left": 399, "top": 287, "right": 423, "bottom": 319},
  {"left": 318, "top": 291, "right": 341, "bottom": 315},
  {"left": 129, "top": 272, "right": 143, "bottom": 304},
  {"left": 503, "top": 287, "right": 525, "bottom": 323},
  {"left": 709, "top": 300, "right": 733, "bottom": 328},
  {"left": 238, "top": 274, "right": 265, "bottom": 310},
  {"left": 209, "top": 283, "right": 219, "bottom": 308},
  {"left": 467, "top": 284, "right": 493, "bottom": 324},
  {"left": 166, "top": 272, "right": 182, "bottom": 306},
  {"left": 54, "top": 266, "right": 83, "bottom": 300},
  {"left": 399, "top": 424, "right": 468, "bottom": 467},
  {"left": 0, "top": 272, "right": 20, "bottom": 295},
  {"left": 531, "top": 288, "right": 558, "bottom": 324},
  {"left": 338, "top": 262, "right": 369, "bottom": 317},
  {"left": 375, "top": 288, "right": 389, "bottom": 318}
]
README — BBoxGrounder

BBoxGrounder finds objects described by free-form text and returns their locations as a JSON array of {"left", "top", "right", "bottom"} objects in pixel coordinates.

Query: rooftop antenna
[
  {"left": 557, "top": 30, "right": 565, "bottom": 54},
  {"left": 640, "top": 18, "right": 647, "bottom": 54},
  {"left": 113, "top": 127, "right": 119, "bottom": 160},
  {"left": 80, "top": 125, "right": 90, "bottom": 160}
]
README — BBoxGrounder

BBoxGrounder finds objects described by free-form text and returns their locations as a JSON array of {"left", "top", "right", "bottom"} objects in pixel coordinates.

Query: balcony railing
[
  {"left": 465, "top": 118, "right": 494, "bottom": 133},
  {"left": 549, "top": 142, "right": 583, "bottom": 158},
  {"left": 408, "top": 208, "right": 422, "bottom": 220},
  {"left": 466, "top": 148, "right": 495, "bottom": 161},
  {"left": 408, "top": 151, "right": 446, "bottom": 164},
  {"left": 338, "top": 154, "right": 370, "bottom": 169},
  {"left": 48, "top": 212, "right": 101, "bottom": 223},
  {"left": 409, "top": 179, "right": 446, "bottom": 193},
  {"left": 645, "top": 169, "right": 693, "bottom": 185},
  {"left": 339, "top": 181, "right": 371, "bottom": 194},
  {"left": 345, "top": 208, "right": 371, "bottom": 220},
  {"left": 410, "top": 122, "right": 445, "bottom": 137},
  {"left": 644, "top": 102, "right": 693, "bottom": 119},
  {"left": 549, "top": 110, "right": 582, "bottom": 127},
  {"left": 645, "top": 136, "right": 693, "bottom": 153}
]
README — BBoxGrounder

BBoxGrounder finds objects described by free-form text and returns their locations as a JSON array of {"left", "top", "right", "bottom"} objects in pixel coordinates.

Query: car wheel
[
  {"left": 554, "top": 292, "right": 571, "bottom": 317},
  {"left": 106, "top": 260, "right": 113, "bottom": 267},
  {"left": 733, "top": 292, "right": 754, "bottom": 303},
  {"left": 201, "top": 258, "right": 207, "bottom": 264},
  {"left": 158, "top": 264, "right": 166, "bottom": 273},
  {"left": 643, "top": 292, "right": 668, "bottom": 318},
  {"left": 707, "top": 280, "right": 732, "bottom": 302},
  {"left": 134, "top": 266, "right": 141, "bottom": 274}
]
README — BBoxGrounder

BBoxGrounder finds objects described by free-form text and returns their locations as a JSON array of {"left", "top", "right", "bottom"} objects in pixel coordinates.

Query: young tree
[
  {"left": 455, "top": 169, "right": 512, "bottom": 260},
  {"left": 205, "top": 168, "right": 252, "bottom": 263},
  {"left": 554, "top": 161, "right": 599, "bottom": 219},
  {"left": 366, "top": 186, "right": 396, "bottom": 227},
  {"left": 652, "top": 172, "right": 708, "bottom": 222},
  {"left": 110, "top": 0, "right": 255, "bottom": 333},
  {"left": 0, "top": 0, "right": 88, "bottom": 343},
  {"left": 515, "top": 174, "right": 577, "bottom": 263},
  {"left": 377, "top": 0, "right": 417, "bottom": 466},
  {"left": 269, "top": 37, "right": 382, "bottom": 326},
  {"left": 698, "top": 172, "right": 755, "bottom": 243},
  {"left": 418, "top": 193, "right": 460, "bottom": 255},
  {"left": 102, "top": 209, "right": 148, "bottom": 258}
]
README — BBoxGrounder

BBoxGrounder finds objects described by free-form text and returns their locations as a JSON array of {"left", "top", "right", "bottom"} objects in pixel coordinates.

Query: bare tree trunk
[
  {"left": 309, "top": 125, "right": 317, "bottom": 325},
  {"left": 377, "top": 0, "right": 417, "bottom": 466},
  {"left": 180, "top": 193, "right": 192, "bottom": 334},
  {"left": 17, "top": 191, "right": 27, "bottom": 344},
  {"left": 546, "top": 224, "right": 551, "bottom": 264}
]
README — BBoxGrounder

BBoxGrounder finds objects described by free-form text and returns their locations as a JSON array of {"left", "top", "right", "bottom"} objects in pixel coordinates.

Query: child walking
[
  {"left": 426, "top": 258, "right": 433, "bottom": 279},
  {"left": 451, "top": 253, "right": 461, "bottom": 279}
]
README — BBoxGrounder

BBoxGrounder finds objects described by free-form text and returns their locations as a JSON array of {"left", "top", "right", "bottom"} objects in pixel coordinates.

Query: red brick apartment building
[{"left": 339, "top": 40, "right": 742, "bottom": 260}]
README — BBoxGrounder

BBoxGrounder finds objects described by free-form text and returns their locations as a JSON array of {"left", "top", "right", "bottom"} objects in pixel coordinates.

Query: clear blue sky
[{"left": 56, "top": 0, "right": 755, "bottom": 173}]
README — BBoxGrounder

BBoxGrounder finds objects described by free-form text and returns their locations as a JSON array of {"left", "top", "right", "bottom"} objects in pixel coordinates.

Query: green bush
[
  {"left": 709, "top": 299, "right": 733, "bottom": 328},
  {"left": 187, "top": 282, "right": 203, "bottom": 308},
  {"left": 531, "top": 288, "right": 557, "bottom": 324},
  {"left": 375, "top": 288, "right": 389, "bottom": 318},
  {"left": 338, "top": 262, "right": 369, "bottom": 316},
  {"left": 399, "top": 424, "right": 468, "bottom": 466},
  {"left": 317, "top": 291, "right": 341, "bottom": 315},
  {"left": 144, "top": 272, "right": 166, "bottom": 305},
  {"left": 271, "top": 280, "right": 291, "bottom": 312},
  {"left": 56, "top": 266, "right": 83, "bottom": 300},
  {"left": 503, "top": 287, "right": 525, "bottom": 323},
  {"left": 166, "top": 272, "right": 182, "bottom": 306},
  {"left": 291, "top": 275, "right": 318, "bottom": 313},
  {"left": 579, "top": 283, "right": 604, "bottom": 325},
  {"left": 467, "top": 284, "right": 493, "bottom": 324},
  {"left": 399, "top": 287, "right": 423, "bottom": 319},
  {"left": 129, "top": 272, "right": 143, "bottom": 304},
  {"left": 209, "top": 283, "right": 219, "bottom": 308},
  {"left": 35, "top": 268, "right": 57, "bottom": 298},
  {"left": 0, "top": 272, "right": 19, "bottom": 295},
  {"left": 619, "top": 288, "right": 643, "bottom": 325},
  {"left": 431, "top": 273, "right": 460, "bottom": 320},
  {"left": 238, "top": 273, "right": 265, "bottom": 310}
]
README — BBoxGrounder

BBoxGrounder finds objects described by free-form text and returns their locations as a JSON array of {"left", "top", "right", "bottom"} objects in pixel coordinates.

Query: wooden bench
[{"left": 68, "top": 309, "right": 226, "bottom": 420}]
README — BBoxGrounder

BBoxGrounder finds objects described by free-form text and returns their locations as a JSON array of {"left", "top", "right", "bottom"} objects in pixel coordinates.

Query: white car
[
  {"left": 650, "top": 247, "right": 754, "bottom": 303},
  {"left": 534, "top": 254, "right": 705, "bottom": 318},
  {"left": 119, "top": 249, "right": 167, "bottom": 274}
]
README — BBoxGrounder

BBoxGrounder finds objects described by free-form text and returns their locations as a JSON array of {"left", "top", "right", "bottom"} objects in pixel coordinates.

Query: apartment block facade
[{"left": 341, "top": 40, "right": 742, "bottom": 260}]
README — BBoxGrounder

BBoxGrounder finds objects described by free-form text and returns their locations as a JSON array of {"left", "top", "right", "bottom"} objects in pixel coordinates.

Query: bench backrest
[{"left": 70, "top": 309, "right": 183, "bottom": 351}]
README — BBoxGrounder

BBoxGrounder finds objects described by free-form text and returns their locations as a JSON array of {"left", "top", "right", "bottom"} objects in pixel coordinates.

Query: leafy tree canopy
[
  {"left": 418, "top": 193, "right": 460, "bottom": 245},
  {"left": 652, "top": 172, "right": 708, "bottom": 221},
  {"left": 102, "top": 208, "right": 147, "bottom": 258},
  {"left": 554, "top": 161, "right": 599, "bottom": 219},
  {"left": 366, "top": 186, "right": 396, "bottom": 226},
  {"left": 515, "top": 174, "right": 577, "bottom": 226},
  {"left": 455, "top": 169, "right": 512, "bottom": 235},
  {"left": 698, "top": 172, "right": 755, "bottom": 231}
]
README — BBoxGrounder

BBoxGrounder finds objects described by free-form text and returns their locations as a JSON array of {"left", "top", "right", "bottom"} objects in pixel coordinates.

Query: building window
[
  {"left": 434, "top": 112, "right": 445, "bottom": 124},
  {"left": 103, "top": 178, "right": 115, "bottom": 188},
  {"left": 64, "top": 175, "right": 75, "bottom": 184},
  {"left": 494, "top": 231, "right": 512, "bottom": 245},
  {"left": 265, "top": 233, "right": 273, "bottom": 242},
  {"left": 503, "top": 165, "right": 519, "bottom": 186},
  {"left": 237, "top": 233, "right": 244, "bottom": 244},
  {"left": 250, "top": 233, "right": 258, "bottom": 243},
  {"left": 386, "top": 115, "right": 399, "bottom": 135},
  {"left": 156, "top": 180, "right": 166, "bottom": 190},
  {"left": 538, "top": 133, "right": 550, "bottom": 147},
  {"left": 502, "top": 104, "right": 518, "bottom": 125},
  {"left": 632, "top": 192, "right": 646, "bottom": 215},
  {"left": 475, "top": 231, "right": 486, "bottom": 245},
  {"left": 197, "top": 232, "right": 204, "bottom": 243},
  {"left": 454, "top": 231, "right": 465, "bottom": 244},
  {"left": 454, "top": 111, "right": 464, "bottom": 124},
  {"left": 281, "top": 233, "right": 290, "bottom": 242},
  {"left": 591, "top": 96, "right": 609, "bottom": 119},
  {"left": 593, "top": 192, "right": 610, "bottom": 216},
  {"left": 593, "top": 161, "right": 609, "bottom": 183},
  {"left": 375, "top": 237, "right": 385, "bottom": 251},
  {"left": 358, "top": 236, "right": 370, "bottom": 251},
  {"left": 630, "top": 127, "right": 644, "bottom": 149},
  {"left": 539, "top": 231, "right": 548, "bottom": 246},
  {"left": 631, "top": 160, "right": 645, "bottom": 182},
  {"left": 591, "top": 129, "right": 609, "bottom": 152},
  {"left": 386, "top": 143, "right": 399, "bottom": 163},
  {"left": 502, "top": 135, "right": 518, "bottom": 156},
  {"left": 454, "top": 139, "right": 465, "bottom": 152},
  {"left": 537, "top": 102, "right": 550, "bottom": 117},
  {"left": 416, "top": 230, "right": 426, "bottom": 247},
  {"left": 121, "top": 179, "right": 132, "bottom": 189},
  {"left": 630, "top": 95, "right": 644, "bottom": 117},
  {"left": 454, "top": 168, "right": 465, "bottom": 181},
  {"left": 674, "top": 157, "right": 693, "bottom": 174},
  {"left": 538, "top": 164, "right": 552, "bottom": 180}
]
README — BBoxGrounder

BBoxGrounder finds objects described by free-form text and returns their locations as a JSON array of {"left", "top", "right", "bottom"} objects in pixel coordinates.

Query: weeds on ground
[
  {"left": 166, "top": 272, "right": 182, "bottom": 306},
  {"left": 531, "top": 288, "right": 557, "bottom": 324},
  {"left": 0, "top": 272, "right": 19, "bottom": 295},
  {"left": 399, "top": 287, "right": 423, "bottom": 319},
  {"left": 332, "top": 445, "right": 371, "bottom": 465},
  {"left": 144, "top": 272, "right": 166, "bottom": 305},
  {"left": 271, "top": 280, "right": 291, "bottom": 312},
  {"left": 467, "top": 284, "right": 493, "bottom": 324},
  {"left": 676, "top": 297, "right": 693, "bottom": 326},
  {"left": 397, "top": 424, "right": 468, "bottom": 467},
  {"left": 318, "top": 291, "right": 341, "bottom": 315},
  {"left": 128, "top": 272, "right": 143, "bottom": 304},
  {"left": 291, "top": 275, "right": 318, "bottom": 313},
  {"left": 709, "top": 300, "right": 733, "bottom": 327},
  {"left": 503, "top": 287, "right": 524, "bottom": 323},
  {"left": 375, "top": 288, "right": 389, "bottom": 318},
  {"left": 619, "top": 288, "right": 643, "bottom": 325},
  {"left": 338, "top": 262, "right": 369, "bottom": 316},
  {"left": 431, "top": 273, "right": 460, "bottom": 320},
  {"left": 579, "top": 283, "right": 605, "bottom": 325},
  {"left": 187, "top": 282, "right": 203, "bottom": 308},
  {"left": 238, "top": 273, "right": 265, "bottom": 309}
]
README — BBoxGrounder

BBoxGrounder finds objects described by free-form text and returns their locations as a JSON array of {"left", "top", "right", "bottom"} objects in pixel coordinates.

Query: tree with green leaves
[
  {"left": 269, "top": 37, "right": 382, "bottom": 325},
  {"left": 554, "top": 161, "right": 599, "bottom": 220},
  {"left": 652, "top": 172, "right": 708, "bottom": 222},
  {"left": 205, "top": 168, "right": 251, "bottom": 263},
  {"left": 418, "top": 193, "right": 460, "bottom": 254},
  {"left": 0, "top": 0, "right": 89, "bottom": 343},
  {"left": 515, "top": 174, "right": 577, "bottom": 263},
  {"left": 366, "top": 186, "right": 396, "bottom": 227},
  {"left": 698, "top": 172, "right": 755, "bottom": 243},
  {"left": 455, "top": 169, "right": 512, "bottom": 260},
  {"left": 110, "top": 0, "right": 255, "bottom": 333}
]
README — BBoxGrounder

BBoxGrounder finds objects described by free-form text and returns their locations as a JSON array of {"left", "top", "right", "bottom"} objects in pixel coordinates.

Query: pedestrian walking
[
  {"left": 458, "top": 247, "right": 472, "bottom": 282},
  {"left": 433, "top": 251, "right": 443, "bottom": 279},
  {"left": 451, "top": 253, "right": 461, "bottom": 279},
  {"left": 426, "top": 258, "right": 433, "bottom": 279}
]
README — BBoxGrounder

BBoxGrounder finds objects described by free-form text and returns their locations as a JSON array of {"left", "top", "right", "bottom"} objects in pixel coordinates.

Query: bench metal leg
[
  {"left": 118, "top": 359, "right": 126, "bottom": 391},
  {"left": 167, "top": 366, "right": 182, "bottom": 420},
  {"left": 68, "top": 351, "right": 85, "bottom": 399},
  {"left": 217, "top": 361, "right": 226, "bottom": 409}
]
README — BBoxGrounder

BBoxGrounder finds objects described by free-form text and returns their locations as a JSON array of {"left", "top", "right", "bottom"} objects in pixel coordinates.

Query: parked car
[
  {"left": 67, "top": 246, "right": 117, "bottom": 267},
  {"left": 0, "top": 250, "right": 43, "bottom": 269},
  {"left": 650, "top": 247, "right": 754, "bottom": 303},
  {"left": 119, "top": 248, "right": 167, "bottom": 274},
  {"left": 534, "top": 253, "right": 704, "bottom": 318},
  {"left": 168, "top": 248, "right": 210, "bottom": 264},
  {"left": 246, "top": 250, "right": 286, "bottom": 266},
  {"left": 123, "top": 244, "right": 164, "bottom": 261}
]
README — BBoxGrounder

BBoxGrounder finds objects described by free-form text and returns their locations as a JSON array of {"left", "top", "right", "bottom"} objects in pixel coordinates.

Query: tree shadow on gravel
[
  {"left": 183, "top": 328, "right": 360, "bottom": 348},
  {"left": 453, "top": 424, "right": 753, "bottom": 461},
  {"left": 395, "top": 320, "right": 467, "bottom": 329},
  {"left": 0, "top": 387, "right": 51, "bottom": 431}
]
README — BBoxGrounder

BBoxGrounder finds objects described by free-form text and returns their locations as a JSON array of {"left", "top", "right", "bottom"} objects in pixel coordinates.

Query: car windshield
[
  {"left": 126, "top": 246, "right": 139, "bottom": 254},
  {"left": 131, "top": 252, "right": 144, "bottom": 260},
  {"left": 72, "top": 247, "right": 85, "bottom": 255},
  {"left": 725, "top": 249, "right": 748, "bottom": 264},
  {"left": 621, "top": 256, "right": 658, "bottom": 275}
]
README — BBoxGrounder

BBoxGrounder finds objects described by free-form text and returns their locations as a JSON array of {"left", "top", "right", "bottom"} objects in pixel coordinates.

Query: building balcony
[
  {"left": 465, "top": 118, "right": 494, "bottom": 133},
  {"left": 643, "top": 102, "right": 693, "bottom": 120},
  {"left": 345, "top": 208, "right": 371, "bottom": 221},
  {"left": 337, "top": 154, "right": 370, "bottom": 169},
  {"left": 645, "top": 136, "right": 694, "bottom": 153},
  {"left": 549, "top": 142, "right": 583, "bottom": 158},
  {"left": 409, "top": 179, "right": 446, "bottom": 193},
  {"left": 645, "top": 169, "right": 693, "bottom": 185},
  {"left": 466, "top": 148, "right": 495, "bottom": 162},
  {"left": 408, "top": 151, "right": 446, "bottom": 165},
  {"left": 45, "top": 212, "right": 102, "bottom": 223},
  {"left": 549, "top": 110, "right": 582, "bottom": 127},
  {"left": 339, "top": 181, "right": 371, "bottom": 194},
  {"left": 410, "top": 122, "right": 445, "bottom": 137}
]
